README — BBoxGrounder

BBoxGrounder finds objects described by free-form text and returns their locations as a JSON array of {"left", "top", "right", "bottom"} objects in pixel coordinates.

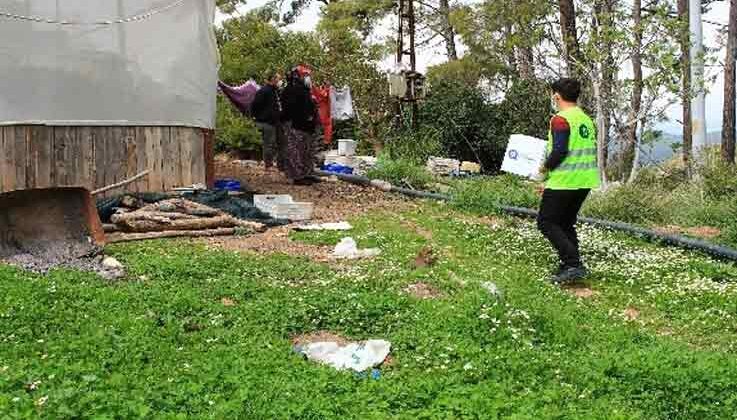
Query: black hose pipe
[
  {"left": 315, "top": 171, "right": 372, "bottom": 185},
  {"left": 317, "top": 170, "right": 737, "bottom": 262},
  {"left": 500, "top": 205, "right": 737, "bottom": 261}
]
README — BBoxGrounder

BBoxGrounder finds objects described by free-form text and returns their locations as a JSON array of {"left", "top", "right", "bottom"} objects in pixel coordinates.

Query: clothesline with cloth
[
  {"left": 218, "top": 80, "right": 355, "bottom": 145},
  {"left": 312, "top": 85, "right": 355, "bottom": 144},
  {"left": 311, "top": 86, "right": 333, "bottom": 144},
  {"left": 218, "top": 80, "right": 260, "bottom": 116}
]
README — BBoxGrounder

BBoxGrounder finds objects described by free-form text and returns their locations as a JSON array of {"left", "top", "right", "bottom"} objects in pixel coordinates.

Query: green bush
[
  {"left": 411, "top": 77, "right": 550, "bottom": 173},
  {"left": 495, "top": 78, "right": 551, "bottom": 141},
  {"left": 700, "top": 160, "right": 737, "bottom": 199},
  {"left": 451, "top": 175, "right": 540, "bottom": 215},
  {"left": 632, "top": 165, "right": 689, "bottom": 192},
  {"left": 417, "top": 79, "right": 498, "bottom": 169},
  {"left": 365, "top": 156, "right": 435, "bottom": 189},
  {"left": 215, "top": 97, "right": 262, "bottom": 154},
  {"left": 383, "top": 126, "right": 444, "bottom": 165},
  {"left": 583, "top": 184, "right": 671, "bottom": 225}
]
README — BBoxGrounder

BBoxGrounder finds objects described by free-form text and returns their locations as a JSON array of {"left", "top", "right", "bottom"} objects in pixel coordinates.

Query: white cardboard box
[{"left": 501, "top": 135, "right": 548, "bottom": 179}]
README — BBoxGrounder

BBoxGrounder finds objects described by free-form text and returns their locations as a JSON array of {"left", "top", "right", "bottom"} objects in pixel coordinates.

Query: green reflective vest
[{"left": 546, "top": 107, "right": 601, "bottom": 190}]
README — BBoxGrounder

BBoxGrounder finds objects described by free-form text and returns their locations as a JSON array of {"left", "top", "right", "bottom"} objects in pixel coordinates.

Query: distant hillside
[{"left": 640, "top": 131, "right": 723, "bottom": 164}]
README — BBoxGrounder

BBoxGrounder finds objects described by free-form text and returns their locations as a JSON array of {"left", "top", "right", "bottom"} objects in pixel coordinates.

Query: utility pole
[
  {"left": 689, "top": 0, "right": 707, "bottom": 160},
  {"left": 396, "top": 0, "right": 418, "bottom": 128}
]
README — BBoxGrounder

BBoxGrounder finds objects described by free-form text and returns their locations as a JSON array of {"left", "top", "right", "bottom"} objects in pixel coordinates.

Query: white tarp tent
[{"left": 0, "top": 0, "right": 218, "bottom": 128}]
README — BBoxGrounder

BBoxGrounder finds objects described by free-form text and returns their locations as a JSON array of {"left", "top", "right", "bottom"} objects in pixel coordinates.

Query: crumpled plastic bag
[
  {"left": 296, "top": 339, "right": 391, "bottom": 372},
  {"left": 332, "top": 237, "right": 381, "bottom": 260}
]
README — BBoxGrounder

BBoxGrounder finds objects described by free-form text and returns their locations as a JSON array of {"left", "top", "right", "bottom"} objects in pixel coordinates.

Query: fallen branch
[
  {"left": 110, "top": 211, "right": 199, "bottom": 224},
  {"left": 107, "top": 228, "right": 238, "bottom": 243},
  {"left": 114, "top": 214, "right": 263, "bottom": 233},
  {"left": 92, "top": 170, "right": 150, "bottom": 196}
]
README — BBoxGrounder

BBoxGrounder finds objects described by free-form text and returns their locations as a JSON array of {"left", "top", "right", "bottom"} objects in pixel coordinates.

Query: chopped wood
[
  {"left": 108, "top": 197, "right": 266, "bottom": 235},
  {"left": 113, "top": 213, "right": 264, "bottom": 233},
  {"left": 102, "top": 224, "right": 120, "bottom": 233},
  {"left": 110, "top": 211, "right": 199, "bottom": 223},
  {"left": 120, "top": 195, "right": 144, "bottom": 209},
  {"left": 137, "top": 198, "right": 221, "bottom": 217},
  {"left": 107, "top": 228, "right": 238, "bottom": 243}
]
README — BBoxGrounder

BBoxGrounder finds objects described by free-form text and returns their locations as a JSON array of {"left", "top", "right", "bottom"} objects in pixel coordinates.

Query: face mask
[
  {"left": 277, "top": 80, "right": 285, "bottom": 89},
  {"left": 304, "top": 76, "right": 312, "bottom": 88},
  {"left": 551, "top": 95, "right": 559, "bottom": 112}
]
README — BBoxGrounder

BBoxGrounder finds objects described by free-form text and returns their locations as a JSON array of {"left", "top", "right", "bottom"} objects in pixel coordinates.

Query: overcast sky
[{"left": 217, "top": 0, "right": 734, "bottom": 134}]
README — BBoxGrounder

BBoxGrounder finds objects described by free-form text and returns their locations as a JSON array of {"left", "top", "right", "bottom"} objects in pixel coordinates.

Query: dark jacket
[
  {"left": 251, "top": 84, "right": 281, "bottom": 125},
  {"left": 280, "top": 84, "right": 317, "bottom": 133}
]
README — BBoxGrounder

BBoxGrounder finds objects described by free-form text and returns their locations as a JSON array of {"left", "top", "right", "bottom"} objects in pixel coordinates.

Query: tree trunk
[
  {"left": 626, "top": 0, "right": 643, "bottom": 181},
  {"left": 628, "top": 118, "right": 645, "bottom": 184},
  {"left": 689, "top": 0, "right": 707, "bottom": 161},
  {"left": 678, "top": 0, "right": 693, "bottom": 171},
  {"left": 592, "top": 73, "right": 609, "bottom": 186},
  {"left": 516, "top": 44, "right": 536, "bottom": 80},
  {"left": 722, "top": 0, "right": 737, "bottom": 164},
  {"left": 558, "top": 0, "right": 582, "bottom": 78},
  {"left": 595, "top": 0, "right": 616, "bottom": 172},
  {"left": 505, "top": 23, "right": 518, "bottom": 74},
  {"left": 438, "top": 0, "right": 459, "bottom": 60}
]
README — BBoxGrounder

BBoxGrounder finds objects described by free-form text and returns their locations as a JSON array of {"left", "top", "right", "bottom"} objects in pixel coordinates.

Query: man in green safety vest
[{"left": 537, "top": 78, "right": 600, "bottom": 284}]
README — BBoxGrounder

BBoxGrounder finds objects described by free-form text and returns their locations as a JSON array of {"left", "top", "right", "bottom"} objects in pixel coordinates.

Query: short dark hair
[{"left": 551, "top": 78, "right": 581, "bottom": 102}]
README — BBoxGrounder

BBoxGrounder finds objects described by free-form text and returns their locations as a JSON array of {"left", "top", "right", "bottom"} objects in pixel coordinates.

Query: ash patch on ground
[{"left": 2, "top": 252, "right": 125, "bottom": 280}]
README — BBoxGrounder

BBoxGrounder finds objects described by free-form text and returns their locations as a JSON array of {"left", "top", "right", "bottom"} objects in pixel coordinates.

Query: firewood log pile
[{"left": 105, "top": 198, "right": 266, "bottom": 243}]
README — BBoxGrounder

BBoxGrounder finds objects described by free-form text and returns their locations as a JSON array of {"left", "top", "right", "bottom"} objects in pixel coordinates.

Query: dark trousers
[
  {"left": 256, "top": 123, "right": 287, "bottom": 171},
  {"left": 537, "top": 188, "right": 590, "bottom": 268},
  {"left": 256, "top": 122, "right": 277, "bottom": 168}
]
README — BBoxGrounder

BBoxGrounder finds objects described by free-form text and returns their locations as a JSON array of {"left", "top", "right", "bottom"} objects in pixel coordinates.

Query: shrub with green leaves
[
  {"left": 700, "top": 160, "right": 737, "bottom": 199},
  {"left": 451, "top": 175, "right": 540, "bottom": 214},
  {"left": 365, "top": 156, "right": 435, "bottom": 189},
  {"left": 583, "top": 184, "right": 671, "bottom": 225},
  {"left": 410, "top": 77, "right": 550, "bottom": 173},
  {"left": 383, "top": 126, "right": 444, "bottom": 165},
  {"left": 215, "top": 97, "right": 262, "bottom": 154}
]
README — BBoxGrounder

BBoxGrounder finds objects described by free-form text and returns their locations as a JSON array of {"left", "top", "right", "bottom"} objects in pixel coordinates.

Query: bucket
[{"left": 338, "top": 139, "right": 357, "bottom": 157}]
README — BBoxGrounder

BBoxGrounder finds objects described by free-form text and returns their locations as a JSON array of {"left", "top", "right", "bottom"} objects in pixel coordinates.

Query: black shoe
[
  {"left": 553, "top": 263, "right": 566, "bottom": 276},
  {"left": 550, "top": 266, "right": 589, "bottom": 285}
]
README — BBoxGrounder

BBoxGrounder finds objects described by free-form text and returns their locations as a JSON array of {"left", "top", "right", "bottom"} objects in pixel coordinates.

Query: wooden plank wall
[{"left": 0, "top": 126, "right": 209, "bottom": 194}]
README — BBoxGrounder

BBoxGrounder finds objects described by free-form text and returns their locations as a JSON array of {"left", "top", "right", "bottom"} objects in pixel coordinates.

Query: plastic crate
[{"left": 254, "top": 195, "right": 314, "bottom": 221}]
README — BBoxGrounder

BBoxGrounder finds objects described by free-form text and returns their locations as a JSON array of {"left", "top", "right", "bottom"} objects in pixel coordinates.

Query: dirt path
[{"left": 206, "top": 156, "right": 412, "bottom": 259}]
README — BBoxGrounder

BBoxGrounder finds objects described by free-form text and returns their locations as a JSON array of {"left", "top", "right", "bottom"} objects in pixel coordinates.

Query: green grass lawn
[{"left": 2, "top": 202, "right": 737, "bottom": 419}]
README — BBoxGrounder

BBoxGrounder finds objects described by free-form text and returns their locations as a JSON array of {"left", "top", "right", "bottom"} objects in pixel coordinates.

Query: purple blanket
[{"left": 218, "top": 80, "right": 260, "bottom": 115}]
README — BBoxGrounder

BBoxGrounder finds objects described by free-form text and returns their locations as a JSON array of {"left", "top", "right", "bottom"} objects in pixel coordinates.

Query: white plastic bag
[
  {"left": 299, "top": 340, "right": 391, "bottom": 372},
  {"left": 332, "top": 238, "right": 381, "bottom": 260}
]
